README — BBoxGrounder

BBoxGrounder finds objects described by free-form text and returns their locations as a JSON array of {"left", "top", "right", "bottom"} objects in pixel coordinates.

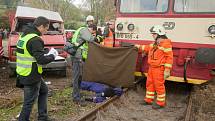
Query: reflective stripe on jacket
[
  {"left": 71, "top": 27, "right": 88, "bottom": 59},
  {"left": 140, "top": 39, "right": 173, "bottom": 70},
  {"left": 16, "top": 34, "right": 43, "bottom": 76}
]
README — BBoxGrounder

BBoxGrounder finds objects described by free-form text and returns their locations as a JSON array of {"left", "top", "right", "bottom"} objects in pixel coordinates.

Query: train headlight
[
  {"left": 117, "top": 23, "right": 123, "bottom": 31},
  {"left": 128, "top": 24, "right": 135, "bottom": 31},
  {"left": 208, "top": 25, "right": 215, "bottom": 34}
]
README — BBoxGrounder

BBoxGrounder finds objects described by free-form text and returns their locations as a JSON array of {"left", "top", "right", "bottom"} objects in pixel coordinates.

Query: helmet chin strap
[{"left": 154, "top": 35, "right": 161, "bottom": 46}]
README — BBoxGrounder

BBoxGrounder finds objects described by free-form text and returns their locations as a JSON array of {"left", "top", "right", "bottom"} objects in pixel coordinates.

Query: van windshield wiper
[{"left": 45, "top": 31, "right": 63, "bottom": 35}]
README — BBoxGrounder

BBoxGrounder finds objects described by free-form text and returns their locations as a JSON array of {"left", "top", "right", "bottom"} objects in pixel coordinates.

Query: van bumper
[{"left": 8, "top": 60, "right": 67, "bottom": 70}]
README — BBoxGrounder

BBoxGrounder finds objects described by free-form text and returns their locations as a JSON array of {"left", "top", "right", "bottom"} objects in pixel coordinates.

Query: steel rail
[
  {"left": 75, "top": 88, "right": 129, "bottom": 121},
  {"left": 184, "top": 87, "right": 193, "bottom": 121}
]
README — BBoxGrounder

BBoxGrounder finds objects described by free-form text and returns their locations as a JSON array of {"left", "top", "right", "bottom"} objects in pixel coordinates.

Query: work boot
[
  {"left": 152, "top": 103, "right": 164, "bottom": 109},
  {"left": 73, "top": 99, "right": 87, "bottom": 107},
  {"left": 140, "top": 101, "right": 152, "bottom": 105}
]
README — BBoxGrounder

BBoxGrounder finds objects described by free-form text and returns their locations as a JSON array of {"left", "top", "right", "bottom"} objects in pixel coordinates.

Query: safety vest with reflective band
[
  {"left": 16, "top": 34, "right": 43, "bottom": 76},
  {"left": 70, "top": 27, "right": 88, "bottom": 59},
  {"left": 139, "top": 39, "right": 173, "bottom": 70},
  {"left": 103, "top": 28, "right": 114, "bottom": 47}
]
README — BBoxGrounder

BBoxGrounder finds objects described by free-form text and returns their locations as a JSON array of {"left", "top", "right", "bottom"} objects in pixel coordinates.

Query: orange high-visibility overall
[
  {"left": 139, "top": 39, "right": 173, "bottom": 106},
  {"left": 103, "top": 28, "right": 114, "bottom": 47}
]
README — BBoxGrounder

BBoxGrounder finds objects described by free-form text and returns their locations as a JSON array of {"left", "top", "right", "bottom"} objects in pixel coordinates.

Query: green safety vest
[
  {"left": 16, "top": 34, "right": 43, "bottom": 76},
  {"left": 70, "top": 27, "right": 88, "bottom": 59}
]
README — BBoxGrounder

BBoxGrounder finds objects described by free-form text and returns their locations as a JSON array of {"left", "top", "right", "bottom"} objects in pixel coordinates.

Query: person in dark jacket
[{"left": 17, "top": 16, "right": 58, "bottom": 121}]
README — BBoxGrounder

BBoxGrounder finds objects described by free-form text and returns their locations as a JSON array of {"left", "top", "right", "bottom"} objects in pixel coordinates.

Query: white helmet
[
  {"left": 86, "top": 15, "right": 94, "bottom": 22},
  {"left": 150, "top": 25, "right": 166, "bottom": 35}
]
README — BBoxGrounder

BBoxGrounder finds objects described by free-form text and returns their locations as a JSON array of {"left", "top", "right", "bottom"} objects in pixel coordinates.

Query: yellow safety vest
[
  {"left": 71, "top": 27, "right": 88, "bottom": 59},
  {"left": 16, "top": 34, "right": 43, "bottom": 76}
]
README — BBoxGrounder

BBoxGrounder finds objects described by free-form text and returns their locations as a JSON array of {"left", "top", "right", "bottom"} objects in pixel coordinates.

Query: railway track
[{"left": 74, "top": 82, "right": 193, "bottom": 121}]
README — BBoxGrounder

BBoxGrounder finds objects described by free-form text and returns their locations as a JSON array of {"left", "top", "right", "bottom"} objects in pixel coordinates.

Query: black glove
[
  {"left": 95, "top": 35, "right": 104, "bottom": 43},
  {"left": 64, "top": 40, "right": 87, "bottom": 56},
  {"left": 63, "top": 42, "right": 78, "bottom": 56}
]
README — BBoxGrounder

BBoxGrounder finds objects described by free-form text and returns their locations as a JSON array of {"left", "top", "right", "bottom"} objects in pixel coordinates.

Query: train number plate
[{"left": 116, "top": 33, "right": 139, "bottom": 39}]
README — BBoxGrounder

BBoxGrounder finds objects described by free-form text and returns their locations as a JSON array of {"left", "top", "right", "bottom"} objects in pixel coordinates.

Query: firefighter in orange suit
[
  {"left": 102, "top": 20, "right": 115, "bottom": 47},
  {"left": 135, "top": 25, "right": 173, "bottom": 109}
]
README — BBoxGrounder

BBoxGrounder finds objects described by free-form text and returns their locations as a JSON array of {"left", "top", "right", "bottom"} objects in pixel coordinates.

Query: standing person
[
  {"left": 16, "top": 16, "right": 58, "bottom": 121},
  {"left": 85, "top": 15, "right": 103, "bottom": 44},
  {"left": 0, "top": 27, "right": 3, "bottom": 39},
  {"left": 86, "top": 15, "right": 95, "bottom": 27},
  {"left": 103, "top": 19, "right": 115, "bottom": 47},
  {"left": 3, "top": 29, "right": 8, "bottom": 39},
  {"left": 65, "top": 24, "right": 100, "bottom": 106},
  {"left": 135, "top": 25, "right": 173, "bottom": 109}
]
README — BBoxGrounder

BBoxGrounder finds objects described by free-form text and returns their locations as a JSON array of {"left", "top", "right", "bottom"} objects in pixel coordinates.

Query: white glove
[
  {"left": 47, "top": 47, "right": 58, "bottom": 58},
  {"left": 164, "top": 69, "right": 170, "bottom": 80}
]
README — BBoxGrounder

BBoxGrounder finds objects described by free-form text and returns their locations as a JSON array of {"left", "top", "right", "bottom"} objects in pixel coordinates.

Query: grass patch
[
  {"left": 48, "top": 87, "right": 95, "bottom": 119},
  {"left": 0, "top": 87, "right": 95, "bottom": 120},
  {"left": 0, "top": 97, "right": 23, "bottom": 121}
]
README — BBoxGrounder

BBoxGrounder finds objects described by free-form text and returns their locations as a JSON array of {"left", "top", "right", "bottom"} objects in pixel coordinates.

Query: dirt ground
[
  {"left": 0, "top": 61, "right": 97, "bottom": 121},
  {"left": 91, "top": 78, "right": 215, "bottom": 121},
  {"left": 0, "top": 38, "right": 214, "bottom": 120},
  {"left": 94, "top": 81, "right": 191, "bottom": 121},
  {"left": 190, "top": 78, "right": 215, "bottom": 121}
]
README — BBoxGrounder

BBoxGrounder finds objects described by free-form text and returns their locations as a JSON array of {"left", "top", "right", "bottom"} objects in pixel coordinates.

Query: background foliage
[{"left": 0, "top": 0, "right": 116, "bottom": 29}]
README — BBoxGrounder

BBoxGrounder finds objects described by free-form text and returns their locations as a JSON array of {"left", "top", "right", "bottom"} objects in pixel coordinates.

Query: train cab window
[
  {"left": 174, "top": 0, "right": 215, "bottom": 13},
  {"left": 120, "top": 0, "right": 168, "bottom": 13}
]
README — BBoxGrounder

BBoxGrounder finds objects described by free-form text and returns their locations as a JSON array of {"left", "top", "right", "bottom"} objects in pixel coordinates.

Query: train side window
[
  {"left": 120, "top": 0, "right": 168, "bottom": 13},
  {"left": 174, "top": 0, "right": 215, "bottom": 13}
]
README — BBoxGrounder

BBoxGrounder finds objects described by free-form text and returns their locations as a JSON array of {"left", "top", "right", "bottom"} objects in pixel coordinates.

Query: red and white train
[{"left": 114, "top": 0, "right": 215, "bottom": 84}]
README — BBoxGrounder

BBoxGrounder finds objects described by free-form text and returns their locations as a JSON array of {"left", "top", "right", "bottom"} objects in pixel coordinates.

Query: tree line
[{"left": 0, "top": 0, "right": 115, "bottom": 29}]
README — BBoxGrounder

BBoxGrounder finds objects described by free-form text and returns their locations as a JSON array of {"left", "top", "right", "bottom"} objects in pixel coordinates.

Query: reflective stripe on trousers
[{"left": 144, "top": 66, "right": 166, "bottom": 106}]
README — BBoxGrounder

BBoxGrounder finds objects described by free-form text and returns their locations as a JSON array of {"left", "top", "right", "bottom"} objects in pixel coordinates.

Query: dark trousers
[
  {"left": 72, "top": 58, "right": 83, "bottom": 101},
  {"left": 19, "top": 80, "right": 48, "bottom": 121}
]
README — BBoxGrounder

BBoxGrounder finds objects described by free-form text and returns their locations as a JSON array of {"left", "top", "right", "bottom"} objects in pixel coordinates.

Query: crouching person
[{"left": 135, "top": 25, "right": 173, "bottom": 109}]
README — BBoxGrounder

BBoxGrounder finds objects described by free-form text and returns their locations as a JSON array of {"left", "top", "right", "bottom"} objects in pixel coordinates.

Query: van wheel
[{"left": 9, "top": 68, "right": 16, "bottom": 77}]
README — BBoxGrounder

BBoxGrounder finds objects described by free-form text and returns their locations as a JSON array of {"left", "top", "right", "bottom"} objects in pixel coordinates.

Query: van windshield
[{"left": 14, "top": 18, "right": 63, "bottom": 35}]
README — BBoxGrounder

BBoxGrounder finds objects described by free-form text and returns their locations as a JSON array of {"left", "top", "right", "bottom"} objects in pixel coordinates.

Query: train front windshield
[{"left": 120, "top": 0, "right": 168, "bottom": 13}]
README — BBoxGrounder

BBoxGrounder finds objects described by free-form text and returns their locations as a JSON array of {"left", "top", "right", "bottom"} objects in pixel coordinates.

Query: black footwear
[
  {"left": 140, "top": 101, "right": 152, "bottom": 105},
  {"left": 73, "top": 99, "right": 87, "bottom": 107},
  {"left": 84, "top": 96, "right": 94, "bottom": 102},
  {"left": 152, "top": 103, "right": 164, "bottom": 109}
]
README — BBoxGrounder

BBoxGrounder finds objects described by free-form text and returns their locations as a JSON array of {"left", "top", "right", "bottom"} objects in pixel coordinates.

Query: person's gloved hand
[
  {"left": 48, "top": 47, "right": 58, "bottom": 58},
  {"left": 164, "top": 69, "right": 170, "bottom": 80},
  {"left": 134, "top": 44, "right": 140, "bottom": 49},
  {"left": 95, "top": 35, "right": 104, "bottom": 43}
]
